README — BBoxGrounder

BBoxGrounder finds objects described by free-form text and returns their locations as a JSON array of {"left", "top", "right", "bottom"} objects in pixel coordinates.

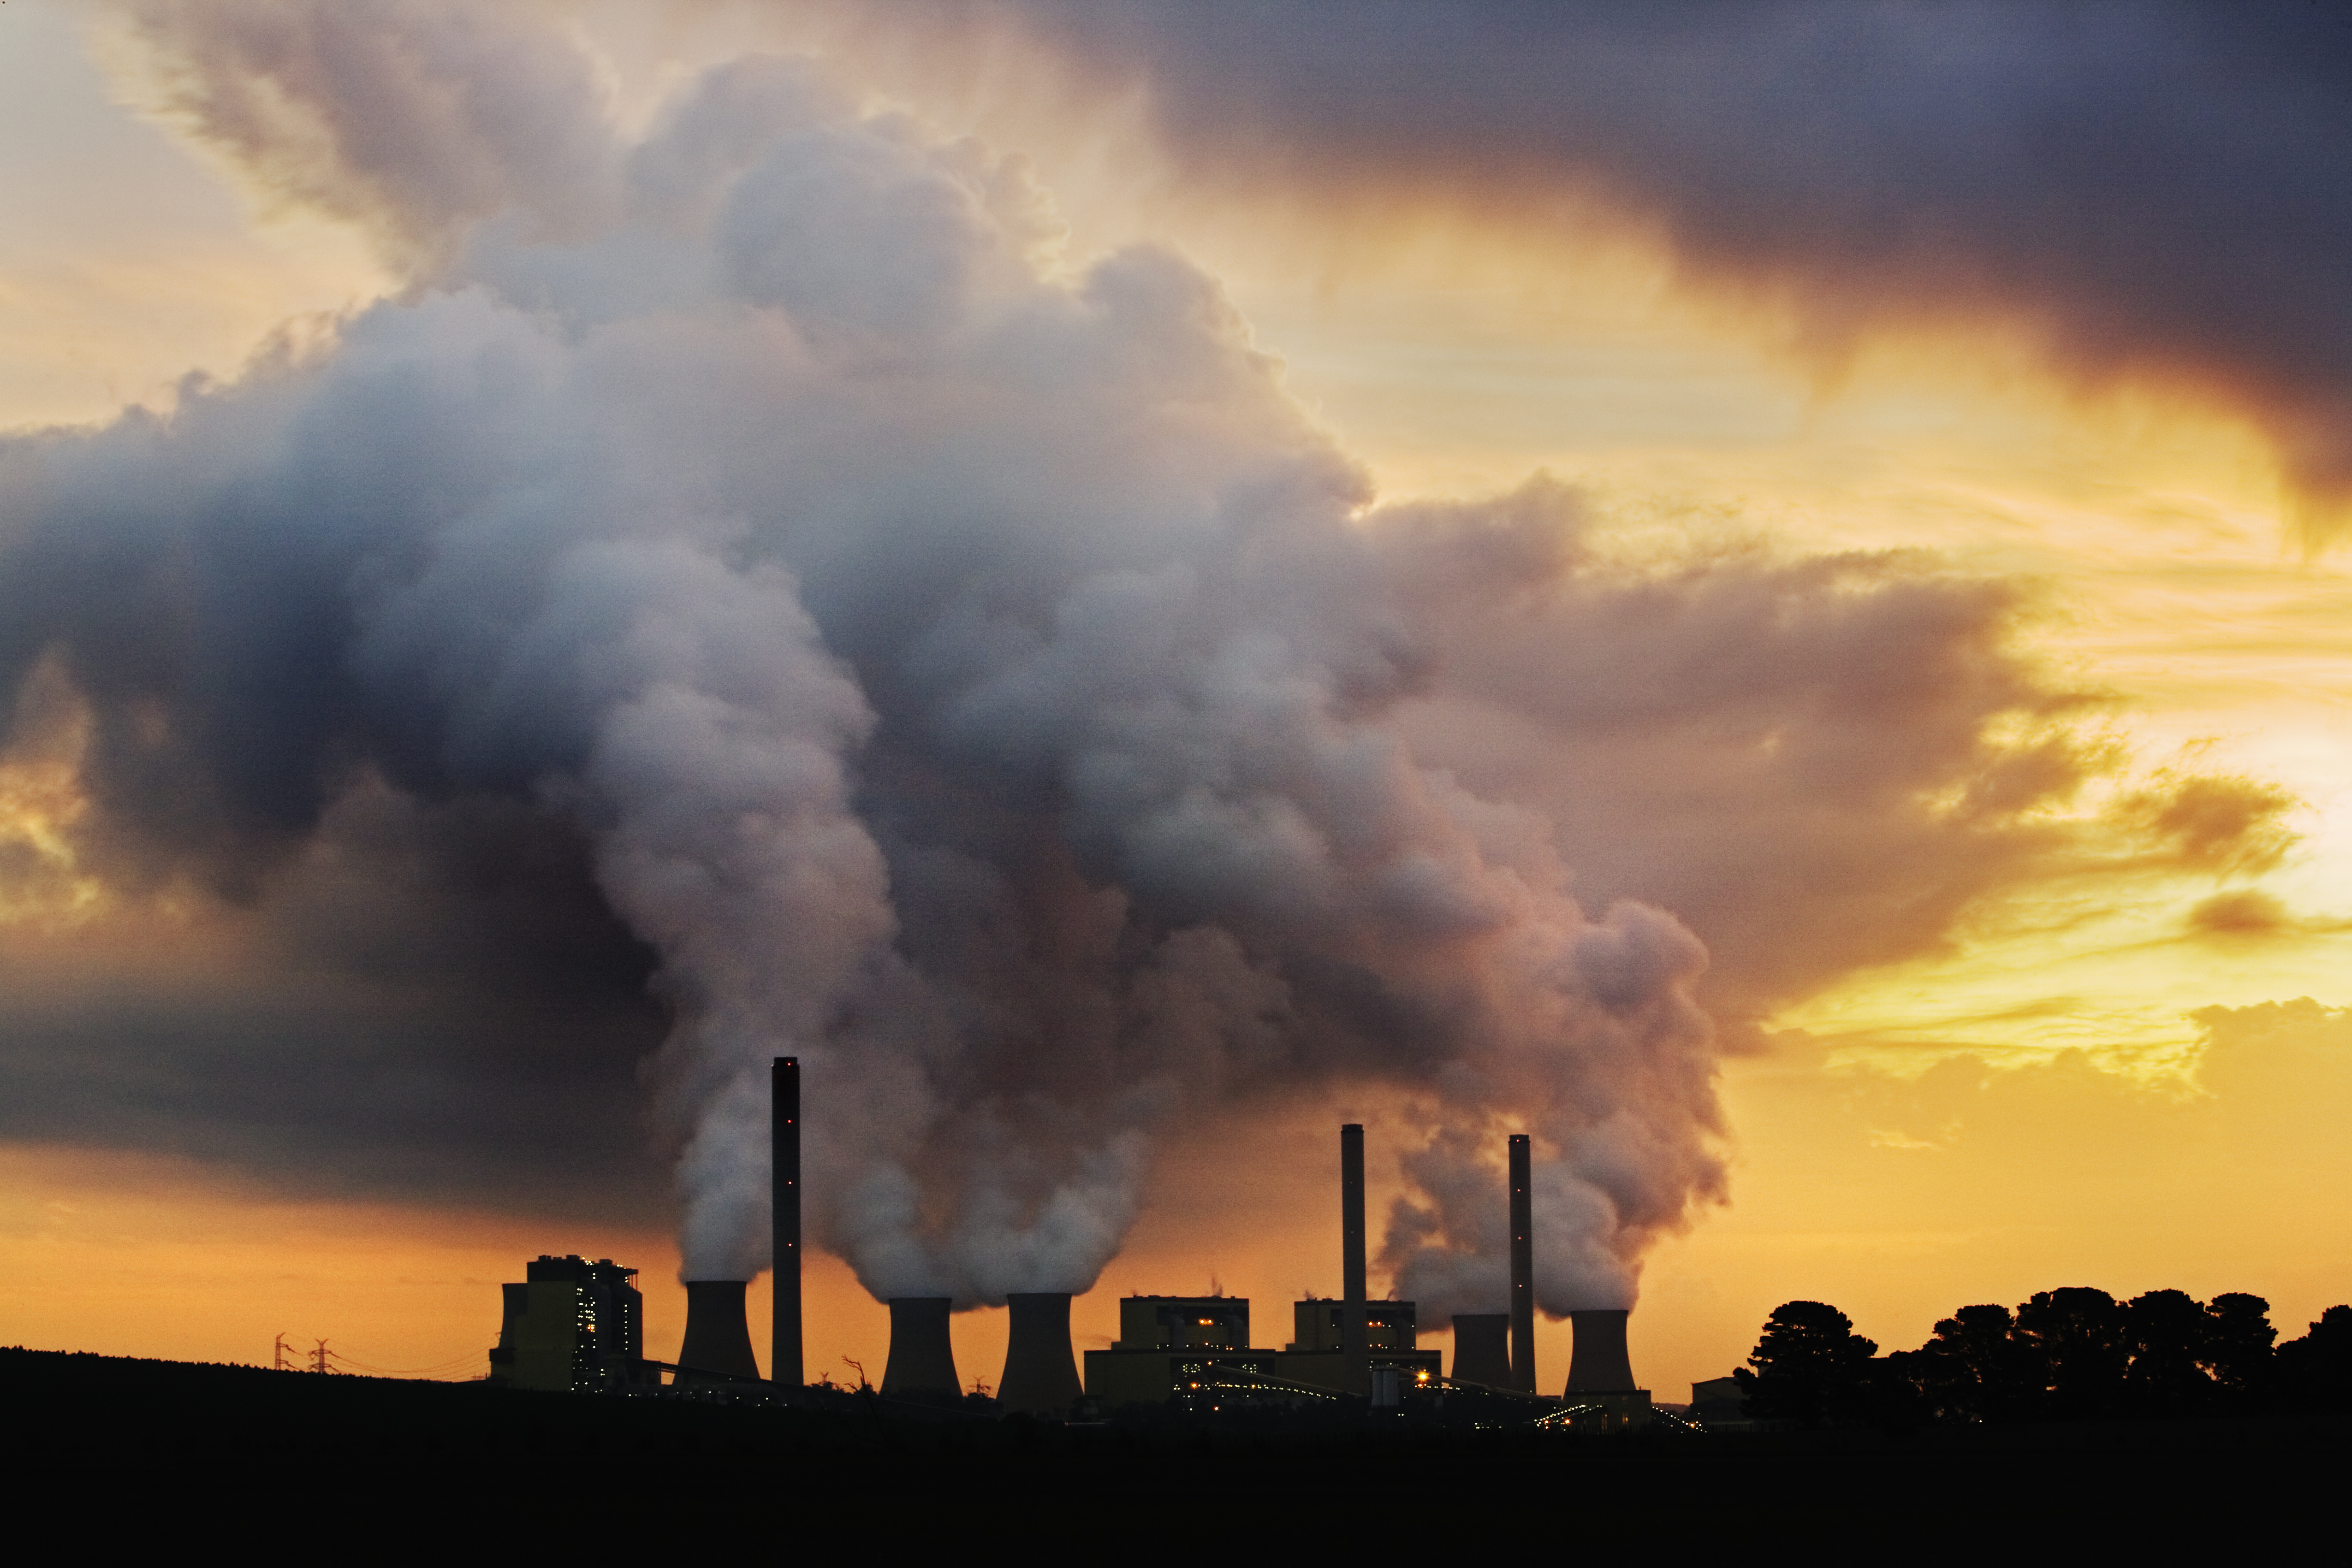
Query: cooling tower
[
  {"left": 1341, "top": 1122, "right": 1368, "bottom": 1397},
  {"left": 881, "top": 1297, "right": 960, "bottom": 1396},
  {"left": 772, "top": 1055, "right": 801, "bottom": 1389},
  {"left": 997, "top": 1292, "right": 1082, "bottom": 1416},
  {"left": 1450, "top": 1313, "right": 1513, "bottom": 1387},
  {"left": 1565, "top": 1308, "right": 1638, "bottom": 1394},
  {"left": 677, "top": 1279, "right": 761, "bottom": 1382},
  {"left": 496, "top": 1281, "right": 529, "bottom": 1352},
  {"left": 1508, "top": 1133, "right": 1534, "bottom": 1393}
]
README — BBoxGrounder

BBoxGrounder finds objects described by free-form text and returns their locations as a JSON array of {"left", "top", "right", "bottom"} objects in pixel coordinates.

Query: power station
[
  {"left": 491, "top": 1060, "right": 1653, "bottom": 1425},
  {"left": 487, "top": 1254, "right": 649, "bottom": 1392}
]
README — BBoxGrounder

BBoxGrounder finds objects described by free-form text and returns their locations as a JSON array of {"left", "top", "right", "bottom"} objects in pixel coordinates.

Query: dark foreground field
[{"left": 4, "top": 1346, "right": 2339, "bottom": 1548}]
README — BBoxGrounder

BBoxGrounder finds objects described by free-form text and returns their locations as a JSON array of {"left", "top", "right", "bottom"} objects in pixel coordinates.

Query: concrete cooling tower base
[
  {"left": 1563, "top": 1308, "right": 1651, "bottom": 1431},
  {"left": 882, "top": 1297, "right": 960, "bottom": 1397},
  {"left": 1449, "top": 1314, "right": 1513, "bottom": 1388},
  {"left": 998, "top": 1293, "right": 1081, "bottom": 1416},
  {"left": 1564, "top": 1308, "right": 1637, "bottom": 1394},
  {"left": 677, "top": 1279, "right": 761, "bottom": 1383}
]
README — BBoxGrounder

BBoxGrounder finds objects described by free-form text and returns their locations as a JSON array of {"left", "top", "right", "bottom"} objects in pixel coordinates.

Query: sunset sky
[{"left": 1, "top": 0, "right": 2346, "bottom": 1401}]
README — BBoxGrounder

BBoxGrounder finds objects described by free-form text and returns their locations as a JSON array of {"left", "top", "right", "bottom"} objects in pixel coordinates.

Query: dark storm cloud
[
  {"left": 1377, "top": 495, "right": 2098, "bottom": 1034},
  {"left": 0, "top": 3, "right": 2304, "bottom": 1318},
  {"left": 983, "top": 0, "right": 2352, "bottom": 524},
  {"left": 0, "top": 783, "right": 670, "bottom": 1221}
]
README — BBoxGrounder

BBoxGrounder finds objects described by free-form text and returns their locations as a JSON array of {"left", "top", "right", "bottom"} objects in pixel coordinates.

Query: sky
[{"left": 0, "top": 0, "right": 2346, "bottom": 1401}]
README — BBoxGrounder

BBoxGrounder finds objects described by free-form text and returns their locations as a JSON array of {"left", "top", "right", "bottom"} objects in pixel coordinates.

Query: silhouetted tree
[
  {"left": 1892, "top": 1284, "right": 2287, "bottom": 1426},
  {"left": 1853, "top": 1349, "right": 1932, "bottom": 1435},
  {"left": 1914, "top": 1303, "right": 2038, "bottom": 1422},
  {"left": 2271, "top": 1304, "right": 2352, "bottom": 1408},
  {"left": 2201, "top": 1293, "right": 2276, "bottom": 1408},
  {"left": 2014, "top": 1287, "right": 2131, "bottom": 1419},
  {"left": 1734, "top": 1301, "right": 1879, "bottom": 1424},
  {"left": 2123, "top": 1289, "right": 2214, "bottom": 1416}
]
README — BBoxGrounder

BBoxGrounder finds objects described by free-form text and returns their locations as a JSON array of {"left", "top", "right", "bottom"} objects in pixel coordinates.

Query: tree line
[{"left": 1734, "top": 1290, "right": 2352, "bottom": 1426}]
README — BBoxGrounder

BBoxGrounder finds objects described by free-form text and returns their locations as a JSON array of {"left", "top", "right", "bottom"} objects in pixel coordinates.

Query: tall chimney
[
  {"left": 1449, "top": 1313, "right": 1513, "bottom": 1388},
  {"left": 772, "top": 1055, "right": 801, "bottom": 1389},
  {"left": 881, "top": 1297, "right": 960, "bottom": 1396},
  {"left": 1341, "top": 1123, "right": 1368, "bottom": 1397},
  {"left": 678, "top": 1279, "right": 761, "bottom": 1382},
  {"left": 997, "top": 1292, "right": 1082, "bottom": 1416},
  {"left": 1565, "top": 1309, "right": 1638, "bottom": 1394},
  {"left": 1508, "top": 1133, "right": 1534, "bottom": 1393}
]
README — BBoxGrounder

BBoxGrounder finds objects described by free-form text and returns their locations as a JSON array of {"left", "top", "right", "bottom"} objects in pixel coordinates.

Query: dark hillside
[{"left": 4, "top": 1347, "right": 2340, "bottom": 1548}]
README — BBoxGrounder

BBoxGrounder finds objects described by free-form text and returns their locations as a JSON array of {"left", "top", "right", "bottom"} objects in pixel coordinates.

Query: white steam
[{"left": 29, "top": 3, "right": 1729, "bottom": 1311}]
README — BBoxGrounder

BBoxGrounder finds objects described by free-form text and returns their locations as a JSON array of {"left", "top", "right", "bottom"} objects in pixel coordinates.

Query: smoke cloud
[
  {"left": 931, "top": 0, "right": 2352, "bottom": 535},
  {"left": 0, "top": 3, "right": 2299, "bottom": 1319}
]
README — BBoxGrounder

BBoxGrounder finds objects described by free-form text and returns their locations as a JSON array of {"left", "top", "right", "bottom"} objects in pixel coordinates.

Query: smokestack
[
  {"left": 1565, "top": 1309, "right": 1638, "bottom": 1394},
  {"left": 1449, "top": 1313, "right": 1513, "bottom": 1387},
  {"left": 678, "top": 1279, "right": 761, "bottom": 1382},
  {"left": 997, "top": 1292, "right": 1082, "bottom": 1416},
  {"left": 1508, "top": 1133, "right": 1534, "bottom": 1393},
  {"left": 1341, "top": 1122, "right": 1368, "bottom": 1397},
  {"left": 772, "top": 1055, "right": 801, "bottom": 1389},
  {"left": 881, "top": 1297, "right": 960, "bottom": 1396}
]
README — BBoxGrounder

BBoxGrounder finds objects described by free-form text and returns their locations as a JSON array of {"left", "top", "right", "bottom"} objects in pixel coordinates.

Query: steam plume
[{"left": 1, "top": 5, "right": 2287, "bottom": 1314}]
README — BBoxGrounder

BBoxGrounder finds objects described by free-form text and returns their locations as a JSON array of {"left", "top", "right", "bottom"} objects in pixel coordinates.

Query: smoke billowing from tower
[{"left": 6, "top": 8, "right": 2079, "bottom": 1328}]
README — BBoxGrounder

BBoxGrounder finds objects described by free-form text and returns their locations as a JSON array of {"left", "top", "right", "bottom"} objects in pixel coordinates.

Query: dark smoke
[
  {"left": 0, "top": 3, "right": 2299, "bottom": 1319},
  {"left": 970, "top": 0, "right": 2352, "bottom": 533}
]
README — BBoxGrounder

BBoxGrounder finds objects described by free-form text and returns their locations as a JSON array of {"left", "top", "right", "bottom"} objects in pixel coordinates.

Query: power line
[
  {"left": 267, "top": 1326, "right": 486, "bottom": 1379},
  {"left": 325, "top": 1345, "right": 489, "bottom": 1379}
]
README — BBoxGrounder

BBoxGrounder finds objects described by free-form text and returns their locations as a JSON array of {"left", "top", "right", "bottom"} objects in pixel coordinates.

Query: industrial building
[
  {"left": 1082, "top": 1292, "right": 1443, "bottom": 1408},
  {"left": 487, "top": 1255, "right": 647, "bottom": 1392},
  {"left": 1687, "top": 1376, "right": 1750, "bottom": 1429},
  {"left": 1083, "top": 1296, "right": 1281, "bottom": 1409},
  {"left": 495, "top": 1060, "right": 1656, "bottom": 1427},
  {"left": 1278, "top": 1298, "right": 1441, "bottom": 1391}
]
